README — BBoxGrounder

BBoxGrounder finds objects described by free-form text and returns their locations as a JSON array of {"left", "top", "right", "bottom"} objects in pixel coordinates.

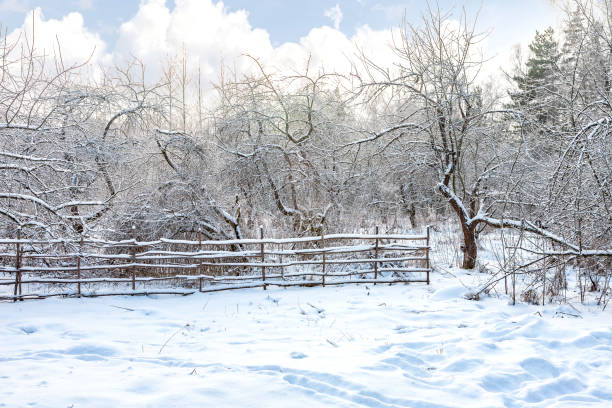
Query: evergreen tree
[
  {"left": 561, "top": 8, "right": 585, "bottom": 68},
  {"left": 559, "top": 8, "right": 610, "bottom": 128},
  {"left": 510, "top": 28, "right": 560, "bottom": 126}
]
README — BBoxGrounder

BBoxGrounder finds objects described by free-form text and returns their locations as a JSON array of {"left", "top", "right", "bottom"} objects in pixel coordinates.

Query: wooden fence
[{"left": 0, "top": 227, "right": 432, "bottom": 301}]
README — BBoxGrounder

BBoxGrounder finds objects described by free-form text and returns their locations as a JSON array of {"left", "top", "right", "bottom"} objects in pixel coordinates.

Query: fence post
[
  {"left": 130, "top": 244, "right": 137, "bottom": 291},
  {"left": 279, "top": 246, "right": 284, "bottom": 280},
  {"left": 512, "top": 268, "right": 516, "bottom": 306},
  {"left": 198, "top": 228, "right": 203, "bottom": 292},
  {"left": 13, "top": 227, "right": 22, "bottom": 301},
  {"left": 426, "top": 226, "right": 430, "bottom": 285},
  {"left": 321, "top": 230, "right": 326, "bottom": 287},
  {"left": 130, "top": 226, "right": 137, "bottom": 292},
  {"left": 374, "top": 225, "right": 379, "bottom": 284},
  {"left": 77, "top": 234, "right": 83, "bottom": 297},
  {"left": 260, "top": 226, "right": 266, "bottom": 290}
]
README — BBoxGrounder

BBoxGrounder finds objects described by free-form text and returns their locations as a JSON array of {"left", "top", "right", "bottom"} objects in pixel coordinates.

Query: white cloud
[
  {"left": 116, "top": 0, "right": 171, "bottom": 64},
  {"left": 324, "top": 4, "right": 343, "bottom": 30},
  {"left": 7, "top": 8, "right": 110, "bottom": 71},
  {"left": 116, "top": 0, "right": 273, "bottom": 82},
  {"left": 113, "top": 0, "right": 397, "bottom": 87},
  {"left": 5, "top": 0, "right": 399, "bottom": 90}
]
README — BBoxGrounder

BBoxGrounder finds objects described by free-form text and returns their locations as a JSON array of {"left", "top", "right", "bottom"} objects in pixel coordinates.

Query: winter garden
[{"left": 0, "top": 0, "right": 611, "bottom": 406}]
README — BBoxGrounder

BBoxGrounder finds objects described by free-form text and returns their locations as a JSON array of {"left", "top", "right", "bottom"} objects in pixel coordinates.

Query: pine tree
[
  {"left": 510, "top": 28, "right": 560, "bottom": 126},
  {"left": 561, "top": 8, "right": 585, "bottom": 68},
  {"left": 559, "top": 8, "right": 610, "bottom": 129}
]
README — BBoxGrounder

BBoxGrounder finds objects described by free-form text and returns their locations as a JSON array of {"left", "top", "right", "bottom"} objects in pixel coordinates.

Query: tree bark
[{"left": 461, "top": 223, "right": 477, "bottom": 269}]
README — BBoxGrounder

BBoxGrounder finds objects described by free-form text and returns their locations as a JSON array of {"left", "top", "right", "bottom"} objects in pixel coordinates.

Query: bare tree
[
  {"left": 0, "top": 22, "right": 108, "bottom": 237},
  {"left": 349, "top": 3, "right": 610, "bottom": 269},
  {"left": 213, "top": 57, "right": 360, "bottom": 236}
]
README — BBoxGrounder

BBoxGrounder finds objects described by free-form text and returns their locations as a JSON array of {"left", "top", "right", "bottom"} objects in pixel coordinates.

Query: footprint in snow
[
  {"left": 442, "top": 358, "right": 483, "bottom": 372},
  {"left": 521, "top": 376, "right": 586, "bottom": 403},
  {"left": 572, "top": 331, "right": 612, "bottom": 347},
  {"left": 480, "top": 372, "right": 527, "bottom": 392},
  {"left": 20, "top": 326, "right": 37, "bottom": 334},
  {"left": 64, "top": 344, "right": 118, "bottom": 359},
  {"left": 519, "top": 357, "right": 560, "bottom": 379}
]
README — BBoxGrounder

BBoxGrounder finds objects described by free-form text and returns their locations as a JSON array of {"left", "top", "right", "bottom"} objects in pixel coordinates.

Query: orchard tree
[
  {"left": 213, "top": 57, "right": 360, "bottom": 236},
  {"left": 349, "top": 4, "right": 601, "bottom": 269},
  {"left": 0, "top": 24, "right": 111, "bottom": 238}
]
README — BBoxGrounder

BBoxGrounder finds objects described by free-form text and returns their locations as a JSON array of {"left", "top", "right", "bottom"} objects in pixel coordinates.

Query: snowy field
[{"left": 2, "top": 269, "right": 611, "bottom": 408}]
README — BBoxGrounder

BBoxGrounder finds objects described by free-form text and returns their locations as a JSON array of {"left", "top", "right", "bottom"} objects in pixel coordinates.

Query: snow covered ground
[{"left": 2, "top": 268, "right": 611, "bottom": 407}]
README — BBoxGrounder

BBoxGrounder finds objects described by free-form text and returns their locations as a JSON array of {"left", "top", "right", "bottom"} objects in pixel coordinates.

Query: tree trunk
[
  {"left": 438, "top": 183, "right": 478, "bottom": 269},
  {"left": 461, "top": 223, "right": 477, "bottom": 269},
  {"left": 408, "top": 203, "right": 417, "bottom": 229}
]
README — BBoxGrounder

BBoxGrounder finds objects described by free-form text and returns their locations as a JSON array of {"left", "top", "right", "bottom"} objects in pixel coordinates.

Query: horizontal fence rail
[{"left": 0, "top": 226, "right": 432, "bottom": 301}]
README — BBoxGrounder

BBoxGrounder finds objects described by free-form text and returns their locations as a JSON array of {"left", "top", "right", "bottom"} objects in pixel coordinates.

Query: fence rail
[{"left": 0, "top": 226, "right": 432, "bottom": 301}]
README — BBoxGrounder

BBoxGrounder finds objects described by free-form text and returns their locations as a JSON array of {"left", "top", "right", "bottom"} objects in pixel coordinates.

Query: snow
[
  {"left": 0, "top": 232, "right": 427, "bottom": 247},
  {"left": 1, "top": 270, "right": 611, "bottom": 407}
]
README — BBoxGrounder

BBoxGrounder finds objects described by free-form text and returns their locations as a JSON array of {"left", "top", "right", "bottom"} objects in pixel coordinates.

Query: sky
[{"left": 0, "top": 0, "right": 563, "bottom": 84}]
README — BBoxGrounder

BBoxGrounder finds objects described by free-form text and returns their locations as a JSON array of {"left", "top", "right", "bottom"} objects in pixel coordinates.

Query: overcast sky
[{"left": 0, "top": 0, "right": 563, "bottom": 84}]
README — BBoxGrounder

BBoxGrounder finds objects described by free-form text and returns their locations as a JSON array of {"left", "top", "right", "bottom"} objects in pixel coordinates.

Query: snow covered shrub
[{"left": 520, "top": 288, "right": 541, "bottom": 305}]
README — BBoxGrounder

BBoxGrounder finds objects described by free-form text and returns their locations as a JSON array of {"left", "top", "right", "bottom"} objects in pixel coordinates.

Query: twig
[
  {"left": 109, "top": 305, "right": 135, "bottom": 312},
  {"left": 159, "top": 323, "right": 190, "bottom": 354},
  {"left": 307, "top": 302, "right": 325, "bottom": 314}
]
